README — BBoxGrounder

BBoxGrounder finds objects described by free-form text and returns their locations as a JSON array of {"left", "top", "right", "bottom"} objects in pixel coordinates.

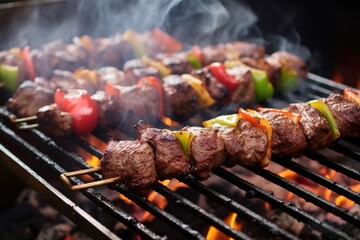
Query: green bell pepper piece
[
  {"left": 277, "top": 68, "right": 298, "bottom": 92},
  {"left": 250, "top": 68, "right": 274, "bottom": 102},
  {"left": 202, "top": 114, "right": 241, "bottom": 128},
  {"left": 187, "top": 53, "right": 202, "bottom": 70},
  {"left": 172, "top": 130, "right": 194, "bottom": 156},
  {"left": 308, "top": 100, "right": 340, "bottom": 140},
  {"left": 0, "top": 64, "right": 18, "bottom": 93}
]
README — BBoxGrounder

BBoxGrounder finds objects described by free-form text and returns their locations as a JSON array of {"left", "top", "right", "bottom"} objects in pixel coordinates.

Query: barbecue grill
[{"left": 1, "top": 72, "right": 359, "bottom": 240}]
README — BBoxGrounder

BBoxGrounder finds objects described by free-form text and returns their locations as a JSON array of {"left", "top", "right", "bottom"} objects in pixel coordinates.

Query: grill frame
[{"left": 0, "top": 73, "right": 359, "bottom": 240}]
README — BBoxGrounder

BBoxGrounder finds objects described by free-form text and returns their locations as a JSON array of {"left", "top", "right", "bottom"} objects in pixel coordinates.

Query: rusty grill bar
[{"left": 0, "top": 73, "right": 359, "bottom": 240}]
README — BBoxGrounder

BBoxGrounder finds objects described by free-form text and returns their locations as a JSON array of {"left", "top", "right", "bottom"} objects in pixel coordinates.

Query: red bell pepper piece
[
  {"left": 21, "top": 46, "right": 37, "bottom": 80},
  {"left": 137, "top": 76, "right": 164, "bottom": 118},
  {"left": 54, "top": 89, "right": 99, "bottom": 135},
  {"left": 208, "top": 62, "right": 238, "bottom": 91},
  {"left": 152, "top": 28, "right": 182, "bottom": 53}
]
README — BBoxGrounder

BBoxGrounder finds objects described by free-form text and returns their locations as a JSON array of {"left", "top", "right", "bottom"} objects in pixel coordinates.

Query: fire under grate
[{"left": 0, "top": 73, "right": 360, "bottom": 240}]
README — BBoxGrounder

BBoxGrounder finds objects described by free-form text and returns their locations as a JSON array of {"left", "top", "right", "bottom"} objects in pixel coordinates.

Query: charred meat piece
[
  {"left": 288, "top": 103, "right": 333, "bottom": 151},
  {"left": 135, "top": 121, "right": 190, "bottom": 180},
  {"left": 51, "top": 44, "right": 88, "bottom": 72},
  {"left": 91, "top": 91, "right": 121, "bottom": 130},
  {"left": 115, "top": 84, "right": 160, "bottom": 128},
  {"left": 241, "top": 57, "right": 281, "bottom": 86},
  {"left": 322, "top": 94, "right": 360, "bottom": 138},
  {"left": 94, "top": 36, "right": 122, "bottom": 68},
  {"left": 193, "top": 68, "right": 228, "bottom": 101},
  {"left": 211, "top": 118, "right": 268, "bottom": 167},
  {"left": 224, "top": 41, "right": 265, "bottom": 59},
  {"left": 202, "top": 44, "right": 227, "bottom": 66},
  {"left": 226, "top": 65, "right": 255, "bottom": 105},
  {"left": 163, "top": 75, "right": 199, "bottom": 119},
  {"left": 37, "top": 104, "right": 72, "bottom": 137},
  {"left": 259, "top": 110, "right": 307, "bottom": 157},
  {"left": 50, "top": 70, "right": 97, "bottom": 95},
  {"left": 184, "top": 126, "right": 226, "bottom": 180},
  {"left": 96, "top": 67, "right": 127, "bottom": 89},
  {"left": 31, "top": 49, "right": 52, "bottom": 79},
  {"left": 155, "top": 52, "right": 192, "bottom": 74},
  {"left": 6, "top": 80, "right": 53, "bottom": 117},
  {"left": 123, "top": 59, "right": 160, "bottom": 85},
  {"left": 266, "top": 51, "right": 307, "bottom": 79},
  {"left": 100, "top": 140, "right": 157, "bottom": 193}
]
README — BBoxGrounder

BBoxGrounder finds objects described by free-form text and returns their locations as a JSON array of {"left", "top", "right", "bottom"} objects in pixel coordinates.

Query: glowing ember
[
  {"left": 161, "top": 116, "right": 181, "bottom": 128},
  {"left": 206, "top": 213, "right": 243, "bottom": 240}
]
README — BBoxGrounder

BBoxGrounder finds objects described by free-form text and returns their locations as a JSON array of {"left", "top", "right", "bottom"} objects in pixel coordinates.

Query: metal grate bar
[
  {"left": 272, "top": 157, "right": 360, "bottom": 204},
  {"left": 305, "top": 150, "right": 360, "bottom": 181},
  {"left": 0, "top": 121, "right": 162, "bottom": 240},
  {"left": 152, "top": 182, "right": 252, "bottom": 240},
  {"left": 179, "top": 175, "right": 299, "bottom": 240},
  {"left": 243, "top": 164, "right": 360, "bottom": 227},
  {"left": 213, "top": 167, "right": 353, "bottom": 240}
]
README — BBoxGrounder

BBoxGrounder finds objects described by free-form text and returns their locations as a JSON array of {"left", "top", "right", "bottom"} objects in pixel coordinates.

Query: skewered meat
[
  {"left": 155, "top": 52, "right": 192, "bottom": 74},
  {"left": 288, "top": 103, "right": 333, "bottom": 151},
  {"left": 162, "top": 75, "right": 199, "bottom": 119},
  {"left": 37, "top": 104, "right": 72, "bottom": 137},
  {"left": 123, "top": 59, "right": 161, "bottom": 85},
  {"left": 91, "top": 91, "right": 121, "bottom": 130},
  {"left": 96, "top": 67, "right": 127, "bottom": 89},
  {"left": 183, "top": 126, "right": 226, "bottom": 180},
  {"left": 61, "top": 90, "right": 360, "bottom": 193},
  {"left": 135, "top": 120, "right": 190, "bottom": 180},
  {"left": 100, "top": 140, "right": 157, "bottom": 193},
  {"left": 211, "top": 118, "right": 269, "bottom": 167},
  {"left": 226, "top": 65, "right": 255, "bottom": 104},
  {"left": 322, "top": 94, "right": 360, "bottom": 138},
  {"left": 6, "top": 80, "right": 53, "bottom": 117},
  {"left": 193, "top": 68, "right": 228, "bottom": 101},
  {"left": 259, "top": 109, "right": 307, "bottom": 157}
]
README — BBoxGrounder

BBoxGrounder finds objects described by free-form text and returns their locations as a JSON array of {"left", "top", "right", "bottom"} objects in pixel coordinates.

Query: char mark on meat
[
  {"left": 91, "top": 91, "right": 121, "bottom": 130},
  {"left": 163, "top": 75, "right": 199, "bottom": 120},
  {"left": 123, "top": 59, "right": 160, "bottom": 85},
  {"left": 6, "top": 80, "right": 53, "bottom": 117},
  {"left": 322, "top": 94, "right": 360, "bottom": 138},
  {"left": 226, "top": 65, "right": 255, "bottom": 105},
  {"left": 100, "top": 140, "right": 157, "bottom": 193},
  {"left": 183, "top": 126, "right": 226, "bottom": 180},
  {"left": 135, "top": 120, "right": 191, "bottom": 180},
  {"left": 210, "top": 118, "right": 268, "bottom": 167},
  {"left": 37, "top": 104, "right": 72, "bottom": 137},
  {"left": 259, "top": 110, "right": 307, "bottom": 157},
  {"left": 288, "top": 103, "right": 333, "bottom": 151}
]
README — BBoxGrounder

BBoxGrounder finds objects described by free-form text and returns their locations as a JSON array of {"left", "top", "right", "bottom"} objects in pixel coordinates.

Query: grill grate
[{"left": 0, "top": 73, "right": 359, "bottom": 240}]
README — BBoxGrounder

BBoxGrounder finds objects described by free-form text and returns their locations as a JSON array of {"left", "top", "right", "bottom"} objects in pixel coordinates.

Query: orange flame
[
  {"left": 206, "top": 213, "right": 243, "bottom": 240},
  {"left": 335, "top": 183, "right": 360, "bottom": 209}
]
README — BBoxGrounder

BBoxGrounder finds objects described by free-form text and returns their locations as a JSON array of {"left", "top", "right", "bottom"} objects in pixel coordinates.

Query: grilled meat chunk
[
  {"left": 193, "top": 68, "right": 228, "bottom": 101},
  {"left": 156, "top": 52, "right": 192, "bottom": 74},
  {"left": 96, "top": 67, "right": 127, "bottom": 89},
  {"left": 123, "top": 59, "right": 160, "bottom": 85},
  {"left": 51, "top": 44, "right": 88, "bottom": 72},
  {"left": 226, "top": 65, "right": 255, "bottom": 105},
  {"left": 322, "top": 94, "right": 360, "bottom": 138},
  {"left": 184, "top": 126, "right": 226, "bottom": 180},
  {"left": 163, "top": 75, "right": 199, "bottom": 119},
  {"left": 135, "top": 121, "right": 190, "bottom": 180},
  {"left": 50, "top": 70, "right": 97, "bottom": 95},
  {"left": 211, "top": 118, "right": 268, "bottom": 167},
  {"left": 202, "top": 44, "right": 228, "bottom": 66},
  {"left": 224, "top": 41, "right": 265, "bottom": 59},
  {"left": 94, "top": 36, "right": 122, "bottom": 68},
  {"left": 100, "top": 140, "right": 157, "bottom": 192},
  {"left": 288, "top": 103, "right": 333, "bottom": 151},
  {"left": 91, "top": 91, "right": 121, "bottom": 130},
  {"left": 259, "top": 110, "right": 307, "bottom": 157},
  {"left": 266, "top": 51, "right": 307, "bottom": 79},
  {"left": 6, "top": 80, "right": 53, "bottom": 117},
  {"left": 240, "top": 57, "right": 281, "bottom": 86},
  {"left": 37, "top": 104, "right": 72, "bottom": 137},
  {"left": 115, "top": 84, "right": 160, "bottom": 128}
]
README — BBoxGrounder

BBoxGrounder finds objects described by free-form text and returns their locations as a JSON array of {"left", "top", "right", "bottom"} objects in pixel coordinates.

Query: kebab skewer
[{"left": 60, "top": 89, "right": 360, "bottom": 194}]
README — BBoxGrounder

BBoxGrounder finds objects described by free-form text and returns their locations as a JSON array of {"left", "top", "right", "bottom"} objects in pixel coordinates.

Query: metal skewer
[{"left": 60, "top": 167, "right": 121, "bottom": 190}]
